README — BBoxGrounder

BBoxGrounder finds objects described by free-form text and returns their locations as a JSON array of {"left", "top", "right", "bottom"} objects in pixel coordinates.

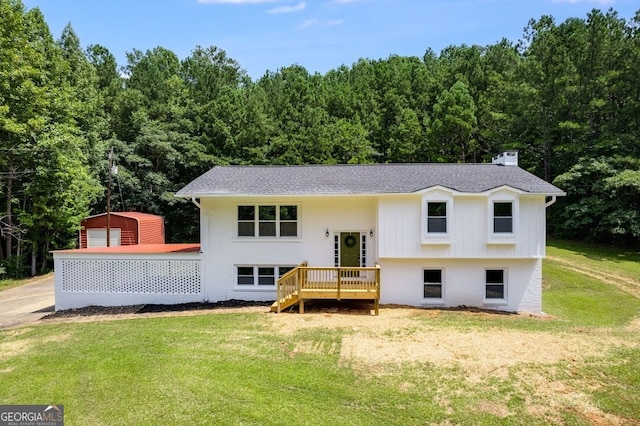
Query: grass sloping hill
[{"left": 0, "top": 240, "right": 639, "bottom": 425}]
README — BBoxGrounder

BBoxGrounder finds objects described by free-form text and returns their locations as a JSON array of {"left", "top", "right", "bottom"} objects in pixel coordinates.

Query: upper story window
[
  {"left": 238, "top": 205, "right": 298, "bottom": 238},
  {"left": 493, "top": 202, "right": 513, "bottom": 233},
  {"left": 427, "top": 202, "right": 447, "bottom": 233},
  {"left": 238, "top": 206, "right": 256, "bottom": 236},
  {"left": 422, "top": 191, "right": 453, "bottom": 244},
  {"left": 487, "top": 191, "right": 518, "bottom": 244}
]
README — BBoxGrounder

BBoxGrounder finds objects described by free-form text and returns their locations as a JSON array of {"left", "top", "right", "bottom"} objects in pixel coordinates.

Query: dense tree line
[{"left": 1, "top": 0, "right": 639, "bottom": 277}]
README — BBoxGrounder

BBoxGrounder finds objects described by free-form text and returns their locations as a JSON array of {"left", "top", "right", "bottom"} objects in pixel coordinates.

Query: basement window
[
  {"left": 236, "top": 266, "right": 296, "bottom": 287},
  {"left": 485, "top": 269, "right": 506, "bottom": 300},
  {"left": 423, "top": 269, "right": 443, "bottom": 299}
]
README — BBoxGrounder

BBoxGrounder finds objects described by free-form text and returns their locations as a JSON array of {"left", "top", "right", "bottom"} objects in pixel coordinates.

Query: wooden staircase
[
  {"left": 270, "top": 262, "right": 381, "bottom": 315},
  {"left": 270, "top": 291, "right": 299, "bottom": 312}
]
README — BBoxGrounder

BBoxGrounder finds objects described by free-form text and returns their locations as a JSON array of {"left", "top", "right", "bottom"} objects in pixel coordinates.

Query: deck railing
[
  {"left": 276, "top": 261, "right": 307, "bottom": 313},
  {"left": 276, "top": 262, "right": 381, "bottom": 313}
]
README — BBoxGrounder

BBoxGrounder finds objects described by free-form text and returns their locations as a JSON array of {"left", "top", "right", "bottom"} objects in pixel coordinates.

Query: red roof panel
[{"left": 55, "top": 244, "right": 200, "bottom": 254}]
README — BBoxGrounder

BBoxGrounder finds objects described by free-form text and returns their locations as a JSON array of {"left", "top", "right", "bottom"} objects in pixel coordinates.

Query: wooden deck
[{"left": 270, "top": 262, "right": 381, "bottom": 315}]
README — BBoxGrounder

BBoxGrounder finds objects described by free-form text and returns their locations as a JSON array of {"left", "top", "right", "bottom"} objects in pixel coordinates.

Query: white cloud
[
  {"left": 198, "top": 0, "right": 275, "bottom": 4},
  {"left": 267, "top": 2, "right": 306, "bottom": 14},
  {"left": 297, "top": 18, "right": 344, "bottom": 30},
  {"left": 325, "top": 19, "right": 344, "bottom": 26},
  {"left": 297, "top": 19, "right": 319, "bottom": 29},
  {"left": 551, "top": 0, "right": 615, "bottom": 5}
]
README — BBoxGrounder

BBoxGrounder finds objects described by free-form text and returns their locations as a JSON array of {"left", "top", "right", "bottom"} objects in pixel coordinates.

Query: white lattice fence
[{"left": 54, "top": 253, "right": 203, "bottom": 310}]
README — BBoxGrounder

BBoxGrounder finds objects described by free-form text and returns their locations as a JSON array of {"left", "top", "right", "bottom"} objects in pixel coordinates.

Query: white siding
[
  {"left": 199, "top": 189, "right": 548, "bottom": 313},
  {"left": 379, "top": 258, "right": 542, "bottom": 313},
  {"left": 201, "top": 196, "right": 377, "bottom": 302},
  {"left": 378, "top": 191, "right": 547, "bottom": 259}
]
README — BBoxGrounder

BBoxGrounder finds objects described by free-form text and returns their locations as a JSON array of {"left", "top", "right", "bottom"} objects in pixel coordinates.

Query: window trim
[
  {"left": 236, "top": 204, "right": 299, "bottom": 239},
  {"left": 487, "top": 194, "right": 518, "bottom": 245},
  {"left": 422, "top": 193, "right": 453, "bottom": 244},
  {"left": 427, "top": 201, "right": 448, "bottom": 234},
  {"left": 423, "top": 268, "right": 445, "bottom": 302},
  {"left": 484, "top": 268, "right": 507, "bottom": 303},
  {"left": 493, "top": 201, "right": 513, "bottom": 233},
  {"left": 235, "top": 265, "right": 297, "bottom": 290}
]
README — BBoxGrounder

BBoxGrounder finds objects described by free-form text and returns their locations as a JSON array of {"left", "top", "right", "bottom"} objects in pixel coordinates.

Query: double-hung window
[
  {"left": 493, "top": 202, "right": 513, "bottom": 233},
  {"left": 238, "top": 205, "right": 298, "bottom": 238},
  {"left": 485, "top": 269, "right": 505, "bottom": 300},
  {"left": 487, "top": 194, "right": 517, "bottom": 244},
  {"left": 423, "top": 269, "right": 443, "bottom": 299},
  {"left": 258, "top": 206, "right": 277, "bottom": 237},
  {"left": 279, "top": 206, "right": 298, "bottom": 236},
  {"left": 422, "top": 193, "right": 452, "bottom": 244},
  {"left": 238, "top": 206, "right": 256, "bottom": 237},
  {"left": 427, "top": 202, "right": 447, "bottom": 233}
]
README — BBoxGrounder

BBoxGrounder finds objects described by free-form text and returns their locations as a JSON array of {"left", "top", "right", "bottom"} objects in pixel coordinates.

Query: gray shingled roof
[{"left": 176, "top": 164, "right": 565, "bottom": 196}]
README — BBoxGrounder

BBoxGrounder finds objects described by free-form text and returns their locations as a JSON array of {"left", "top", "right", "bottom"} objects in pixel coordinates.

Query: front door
[{"left": 339, "top": 232, "right": 361, "bottom": 267}]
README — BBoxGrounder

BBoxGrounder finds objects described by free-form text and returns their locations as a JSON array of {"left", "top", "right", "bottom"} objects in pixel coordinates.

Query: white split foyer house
[{"left": 54, "top": 151, "right": 565, "bottom": 314}]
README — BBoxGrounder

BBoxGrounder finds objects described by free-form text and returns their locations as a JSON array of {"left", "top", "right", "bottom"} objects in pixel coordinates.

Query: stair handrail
[{"left": 276, "top": 260, "right": 307, "bottom": 313}]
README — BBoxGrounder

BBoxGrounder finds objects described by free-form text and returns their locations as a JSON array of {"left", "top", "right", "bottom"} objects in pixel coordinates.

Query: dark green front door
[{"left": 340, "top": 232, "right": 360, "bottom": 267}]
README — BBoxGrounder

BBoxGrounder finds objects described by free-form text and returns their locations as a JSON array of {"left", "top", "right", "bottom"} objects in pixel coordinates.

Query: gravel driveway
[{"left": 0, "top": 274, "right": 55, "bottom": 329}]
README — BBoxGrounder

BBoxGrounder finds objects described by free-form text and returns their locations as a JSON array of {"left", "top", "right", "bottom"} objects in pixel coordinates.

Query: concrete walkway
[{"left": 0, "top": 273, "right": 55, "bottom": 329}]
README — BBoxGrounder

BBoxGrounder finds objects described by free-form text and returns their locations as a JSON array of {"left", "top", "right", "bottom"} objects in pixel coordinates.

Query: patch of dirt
[
  {"left": 626, "top": 317, "right": 640, "bottom": 333},
  {"left": 0, "top": 334, "right": 72, "bottom": 361},
  {"left": 269, "top": 302, "right": 639, "bottom": 381},
  {"left": 338, "top": 329, "right": 637, "bottom": 381},
  {"left": 3, "top": 327, "right": 34, "bottom": 337},
  {"left": 519, "top": 369, "right": 634, "bottom": 426},
  {"left": 477, "top": 400, "right": 510, "bottom": 418},
  {"left": 292, "top": 340, "right": 339, "bottom": 356},
  {"left": 0, "top": 339, "right": 33, "bottom": 359},
  {"left": 270, "top": 302, "right": 639, "bottom": 425}
]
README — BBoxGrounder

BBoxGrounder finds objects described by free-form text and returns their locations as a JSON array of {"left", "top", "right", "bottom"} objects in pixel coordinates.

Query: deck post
[
  {"left": 336, "top": 268, "right": 341, "bottom": 300},
  {"left": 375, "top": 265, "right": 380, "bottom": 316},
  {"left": 276, "top": 273, "right": 281, "bottom": 313},
  {"left": 299, "top": 298, "right": 304, "bottom": 314}
]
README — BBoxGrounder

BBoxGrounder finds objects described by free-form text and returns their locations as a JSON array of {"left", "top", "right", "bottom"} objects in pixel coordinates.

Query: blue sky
[{"left": 22, "top": 0, "right": 639, "bottom": 80}]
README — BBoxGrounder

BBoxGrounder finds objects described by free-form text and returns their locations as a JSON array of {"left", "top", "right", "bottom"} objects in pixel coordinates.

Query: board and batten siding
[
  {"left": 377, "top": 189, "right": 547, "bottom": 259},
  {"left": 200, "top": 196, "right": 377, "bottom": 302}
]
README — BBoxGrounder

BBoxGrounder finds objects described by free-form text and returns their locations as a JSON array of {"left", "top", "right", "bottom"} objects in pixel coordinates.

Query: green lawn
[
  {"left": 0, "top": 240, "right": 639, "bottom": 425},
  {"left": 547, "top": 239, "right": 640, "bottom": 280},
  {"left": 0, "top": 273, "right": 54, "bottom": 292}
]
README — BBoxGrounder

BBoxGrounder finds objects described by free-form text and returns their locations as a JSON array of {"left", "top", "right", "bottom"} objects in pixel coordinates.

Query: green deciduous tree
[{"left": 552, "top": 157, "right": 640, "bottom": 245}]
